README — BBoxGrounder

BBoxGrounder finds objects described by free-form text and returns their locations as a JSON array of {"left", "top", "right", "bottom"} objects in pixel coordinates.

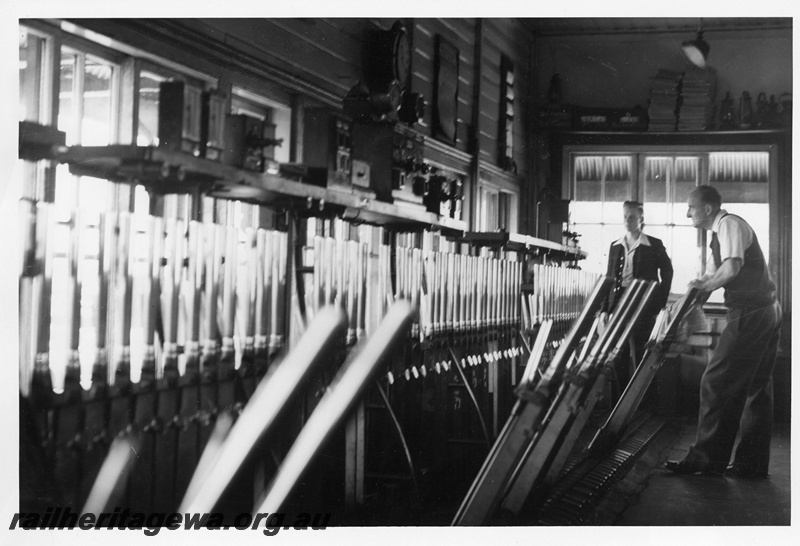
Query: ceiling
[{"left": 522, "top": 17, "right": 792, "bottom": 37}]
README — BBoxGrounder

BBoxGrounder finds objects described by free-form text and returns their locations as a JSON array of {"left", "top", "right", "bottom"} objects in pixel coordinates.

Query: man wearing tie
[{"left": 666, "top": 185, "right": 781, "bottom": 477}]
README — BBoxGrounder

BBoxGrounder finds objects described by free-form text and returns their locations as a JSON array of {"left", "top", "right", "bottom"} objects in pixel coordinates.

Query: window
[
  {"left": 221, "top": 86, "right": 294, "bottom": 230},
  {"left": 19, "top": 27, "right": 54, "bottom": 202},
  {"left": 639, "top": 155, "right": 702, "bottom": 294},
  {"left": 58, "top": 49, "right": 119, "bottom": 146},
  {"left": 498, "top": 55, "right": 515, "bottom": 171},
  {"left": 19, "top": 27, "right": 50, "bottom": 123},
  {"left": 136, "top": 69, "right": 167, "bottom": 146},
  {"left": 705, "top": 152, "right": 770, "bottom": 303},
  {"left": 569, "top": 155, "right": 635, "bottom": 275},
  {"left": 567, "top": 150, "right": 770, "bottom": 303},
  {"left": 478, "top": 185, "right": 516, "bottom": 232},
  {"left": 231, "top": 86, "right": 291, "bottom": 164},
  {"left": 136, "top": 62, "right": 212, "bottom": 149}
]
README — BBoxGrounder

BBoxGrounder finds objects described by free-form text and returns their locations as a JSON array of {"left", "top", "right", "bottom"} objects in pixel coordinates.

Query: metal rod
[
  {"left": 375, "top": 381, "right": 420, "bottom": 498},
  {"left": 65, "top": 208, "right": 82, "bottom": 388},
  {"left": 450, "top": 344, "right": 492, "bottom": 450}
]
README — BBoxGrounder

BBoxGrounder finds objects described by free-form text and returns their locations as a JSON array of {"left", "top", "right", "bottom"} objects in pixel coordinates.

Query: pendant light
[{"left": 682, "top": 18, "right": 710, "bottom": 68}]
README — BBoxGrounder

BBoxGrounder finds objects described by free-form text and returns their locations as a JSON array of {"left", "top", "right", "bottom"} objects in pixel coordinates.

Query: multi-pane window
[
  {"left": 639, "top": 156, "right": 702, "bottom": 294},
  {"left": 55, "top": 48, "right": 120, "bottom": 217},
  {"left": 58, "top": 50, "right": 118, "bottom": 146},
  {"left": 568, "top": 151, "right": 770, "bottom": 304},
  {"left": 705, "top": 152, "right": 770, "bottom": 302},
  {"left": 707, "top": 151, "right": 770, "bottom": 253},
  {"left": 498, "top": 55, "right": 515, "bottom": 171},
  {"left": 569, "top": 155, "right": 633, "bottom": 275}
]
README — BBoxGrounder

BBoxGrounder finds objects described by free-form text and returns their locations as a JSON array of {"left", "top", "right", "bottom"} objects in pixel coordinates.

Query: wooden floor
[{"left": 595, "top": 418, "right": 791, "bottom": 526}]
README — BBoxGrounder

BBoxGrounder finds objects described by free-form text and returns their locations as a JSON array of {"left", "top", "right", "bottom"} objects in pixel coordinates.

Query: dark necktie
[{"left": 710, "top": 231, "right": 722, "bottom": 269}]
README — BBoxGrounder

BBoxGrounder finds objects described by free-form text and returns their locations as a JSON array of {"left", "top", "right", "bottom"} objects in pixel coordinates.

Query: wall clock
[
  {"left": 366, "top": 21, "right": 412, "bottom": 92},
  {"left": 390, "top": 21, "right": 412, "bottom": 91}
]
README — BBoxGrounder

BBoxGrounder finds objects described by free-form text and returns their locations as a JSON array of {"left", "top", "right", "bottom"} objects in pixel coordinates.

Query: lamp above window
[{"left": 682, "top": 19, "right": 710, "bottom": 68}]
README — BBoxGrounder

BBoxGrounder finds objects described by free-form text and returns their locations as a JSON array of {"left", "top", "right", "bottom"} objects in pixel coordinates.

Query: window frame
[{"left": 477, "top": 180, "right": 518, "bottom": 233}]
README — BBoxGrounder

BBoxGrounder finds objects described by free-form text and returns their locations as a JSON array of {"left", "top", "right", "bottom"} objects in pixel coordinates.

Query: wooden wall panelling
[
  {"left": 409, "top": 22, "right": 435, "bottom": 133},
  {"left": 197, "top": 18, "right": 365, "bottom": 100},
  {"left": 477, "top": 61, "right": 502, "bottom": 166},
  {"left": 68, "top": 19, "right": 228, "bottom": 82},
  {"left": 70, "top": 19, "right": 337, "bottom": 108},
  {"left": 432, "top": 34, "right": 461, "bottom": 146},
  {"left": 452, "top": 19, "right": 477, "bottom": 153},
  {"left": 477, "top": 25, "right": 503, "bottom": 166},
  {"left": 480, "top": 19, "right": 534, "bottom": 175}
]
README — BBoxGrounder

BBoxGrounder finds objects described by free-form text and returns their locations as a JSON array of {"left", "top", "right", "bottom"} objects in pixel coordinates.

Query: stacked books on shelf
[
  {"left": 678, "top": 65, "right": 718, "bottom": 131},
  {"left": 647, "top": 68, "right": 683, "bottom": 131}
]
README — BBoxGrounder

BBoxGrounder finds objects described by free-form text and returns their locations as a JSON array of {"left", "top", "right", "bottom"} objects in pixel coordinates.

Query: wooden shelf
[
  {"left": 206, "top": 166, "right": 466, "bottom": 234},
  {"left": 25, "top": 139, "right": 467, "bottom": 234},
  {"left": 553, "top": 129, "right": 790, "bottom": 148},
  {"left": 462, "top": 231, "right": 587, "bottom": 259}
]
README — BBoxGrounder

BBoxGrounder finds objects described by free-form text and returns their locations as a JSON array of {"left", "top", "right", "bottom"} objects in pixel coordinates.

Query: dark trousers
[
  {"left": 688, "top": 302, "right": 781, "bottom": 473},
  {"left": 613, "top": 308, "right": 658, "bottom": 396}
]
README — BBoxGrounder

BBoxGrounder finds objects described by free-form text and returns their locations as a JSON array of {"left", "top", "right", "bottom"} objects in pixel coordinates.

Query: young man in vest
[
  {"left": 666, "top": 185, "right": 781, "bottom": 478},
  {"left": 605, "top": 200, "right": 673, "bottom": 393}
]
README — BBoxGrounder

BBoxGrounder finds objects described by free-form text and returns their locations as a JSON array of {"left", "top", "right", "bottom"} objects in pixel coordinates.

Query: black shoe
[
  {"left": 664, "top": 458, "right": 724, "bottom": 476},
  {"left": 725, "top": 464, "right": 769, "bottom": 479}
]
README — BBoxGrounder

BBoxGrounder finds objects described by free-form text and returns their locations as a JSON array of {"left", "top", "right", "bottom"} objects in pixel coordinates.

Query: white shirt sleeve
[{"left": 717, "top": 215, "right": 753, "bottom": 262}]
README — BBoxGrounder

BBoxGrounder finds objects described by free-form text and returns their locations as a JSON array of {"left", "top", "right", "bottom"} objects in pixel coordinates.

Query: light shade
[{"left": 682, "top": 32, "right": 710, "bottom": 68}]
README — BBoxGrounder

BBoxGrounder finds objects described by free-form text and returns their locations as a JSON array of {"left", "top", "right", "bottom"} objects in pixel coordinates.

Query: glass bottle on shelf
[
  {"left": 768, "top": 95, "right": 779, "bottom": 127},
  {"left": 739, "top": 91, "right": 753, "bottom": 129},
  {"left": 778, "top": 93, "right": 792, "bottom": 126},
  {"left": 754, "top": 92, "right": 768, "bottom": 128}
]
